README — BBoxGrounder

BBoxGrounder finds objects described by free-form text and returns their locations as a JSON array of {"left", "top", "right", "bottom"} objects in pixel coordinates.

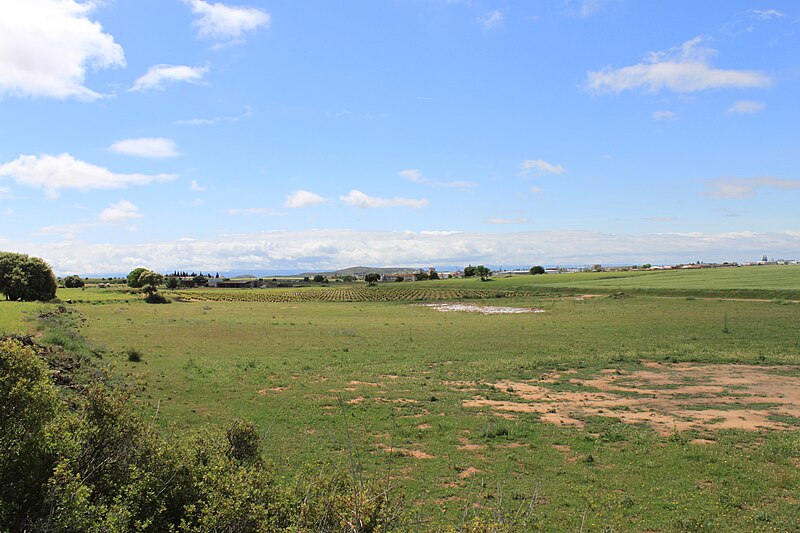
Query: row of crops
[{"left": 170, "top": 287, "right": 520, "bottom": 303}]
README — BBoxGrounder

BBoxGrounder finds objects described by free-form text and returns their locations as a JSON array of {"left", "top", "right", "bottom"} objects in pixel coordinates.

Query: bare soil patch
[
  {"left": 462, "top": 363, "right": 800, "bottom": 435},
  {"left": 418, "top": 303, "right": 545, "bottom": 315}
]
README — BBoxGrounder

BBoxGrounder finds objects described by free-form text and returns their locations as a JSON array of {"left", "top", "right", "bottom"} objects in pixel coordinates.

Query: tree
[
  {"left": 165, "top": 276, "right": 180, "bottom": 290},
  {"left": 463, "top": 265, "right": 477, "bottom": 278},
  {"left": 137, "top": 270, "right": 163, "bottom": 287},
  {"left": 63, "top": 274, "right": 85, "bottom": 288},
  {"left": 126, "top": 267, "right": 148, "bottom": 288},
  {"left": 592, "top": 264, "right": 603, "bottom": 272},
  {"left": 428, "top": 269, "right": 439, "bottom": 280},
  {"left": 529, "top": 266, "right": 545, "bottom": 275},
  {"left": 415, "top": 271, "right": 429, "bottom": 281},
  {"left": 476, "top": 265, "right": 490, "bottom": 281},
  {"left": 395, "top": 276, "right": 404, "bottom": 282},
  {"left": 192, "top": 275, "right": 208, "bottom": 287},
  {"left": 313, "top": 274, "right": 325, "bottom": 283},
  {"left": 364, "top": 273, "right": 380, "bottom": 286},
  {"left": 0, "top": 252, "right": 57, "bottom": 301}
]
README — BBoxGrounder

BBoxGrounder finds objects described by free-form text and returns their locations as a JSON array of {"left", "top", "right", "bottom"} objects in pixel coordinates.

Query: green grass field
[{"left": 5, "top": 265, "right": 800, "bottom": 529}]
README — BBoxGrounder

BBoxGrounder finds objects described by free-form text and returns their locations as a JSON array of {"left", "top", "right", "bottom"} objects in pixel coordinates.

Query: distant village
[{"left": 118, "top": 255, "right": 799, "bottom": 289}]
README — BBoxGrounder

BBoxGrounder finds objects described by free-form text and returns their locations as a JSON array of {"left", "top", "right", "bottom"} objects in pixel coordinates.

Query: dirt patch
[
  {"left": 418, "top": 303, "right": 545, "bottom": 315},
  {"left": 379, "top": 444, "right": 434, "bottom": 459},
  {"left": 458, "top": 467, "right": 482, "bottom": 479},
  {"left": 462, "top": 363, "right": 800, "bottom": 435}
]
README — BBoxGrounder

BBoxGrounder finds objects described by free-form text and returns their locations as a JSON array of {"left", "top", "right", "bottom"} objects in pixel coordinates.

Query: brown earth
[{"left": 462, "top": 363, "right": 800, "bottom": 435}]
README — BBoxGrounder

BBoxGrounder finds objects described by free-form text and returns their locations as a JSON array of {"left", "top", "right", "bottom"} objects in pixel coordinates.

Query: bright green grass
[
  {"left": 74, "top": 293, "right": 800, "bottom": 530},
  {"left": 431, "top": 264, "right": 800, "bottom": 298},
  {"left": 0, "top": 300, "right": 43, "bottom": 335}
]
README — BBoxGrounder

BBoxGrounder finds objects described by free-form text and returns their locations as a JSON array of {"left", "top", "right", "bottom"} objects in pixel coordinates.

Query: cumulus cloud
[
  {"left": 479, "top": 10, "right": 504, "bottom": 30},
  {"left": 0, "top": 0, "right": 125, "bottom": 100},
  {"left": 586, "top": 37, "right": 771, "bottom": 95},
  {"left": 284, "top": 190, "right": 326, "bottom": 208},
  {"left": 12, "top": 228, "right": 800, "bottom": 275},
  {"left": 704, "top": 177, "right": 800, "bottom": 199},
  {"left": 652, "top": 110, "right": 677, "bottom": 121},
  {"left": 726, "top": 100, "right": 765, "bottom": 115},
  {"left": 340, "top": 190, "right": 428, "bottom": 209},
  {"left": 519, "top": 159, "right": 566, "bottom": 176},
  {"left": 130, "top": 64, "right": 208, "bottom": 92},
  {"left": 0, "top": 153, "right": 176, "bottom": 198},
  {"left": 398, "top": 169, "right": 475, "bottom": 189},
  {"left": 186, "top": 0, "right": 270, "bottom": 43},
  {"left": 98, "top": 200, "right": 143, "bottom": 222},
  {"left": 110, "top": 138, "right": 181, "bottom": 158},
  {"left": 38, "top": 200, "right": 142, "bottom": 238}
]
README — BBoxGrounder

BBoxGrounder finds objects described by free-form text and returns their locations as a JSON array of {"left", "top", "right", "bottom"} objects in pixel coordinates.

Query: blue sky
[{"left": 1, "top": 0, "right": 799, "bottom": 274}]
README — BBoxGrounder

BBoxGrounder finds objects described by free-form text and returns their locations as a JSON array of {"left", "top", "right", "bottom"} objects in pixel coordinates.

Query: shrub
[
  {"left": 126, "top": 348, "right": 142, "bottom": 362},
  {"left": 0, "top": 252, "right": 58, "bottom": 301}
]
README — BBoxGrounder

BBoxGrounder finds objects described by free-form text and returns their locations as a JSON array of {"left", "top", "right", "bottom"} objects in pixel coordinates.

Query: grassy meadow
[{"left": 4, "top": 265, "right": 800, "bottom": 530}]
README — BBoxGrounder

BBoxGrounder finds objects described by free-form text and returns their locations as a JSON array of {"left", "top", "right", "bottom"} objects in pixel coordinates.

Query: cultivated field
[{"left": 3, "top": 265, "right": 800, "bottom": 530}]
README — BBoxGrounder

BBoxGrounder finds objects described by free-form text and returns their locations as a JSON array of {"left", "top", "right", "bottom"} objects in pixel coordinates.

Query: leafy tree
[
  {"left": 0, "top": 252, "right": 57, "bottom": 301},
  {"left": 63, "top": 275, "right": 85, "bottom": 288},
  {"left": 126, "top": 267, "right": 148, "bottom": 288},
  {"left": 592, "top": 264, "right": 603, "bottom": 272},
  {"left": 312, "top": 274, "right": 325, "bottom": 283},
  {"left": 302, "top": 276, "right": 310, "bottom": 282},
  {"left": 529, "top": 265, "right": 545, "bottom": 275},
  {"left": 192, "top": 275, "right": 208, "bottom": 287},
  {"left": 395, "top": 275, "right": 404, "bottom": 282},
  {"left": 138, "top": 270, "right": 163, "bottom": 287},
  {"left": 428, "top": 269, "right": 439, "bottom": 280},
  {"left": 364, "top": 273, "right": 380, "bottom": 286},
  {"left": 165, "top": 276, "right": 180, "bottom": 289},
  {"left": 476, "top": 265, "right": 490, "bottom": 281},
  {"left": 464, "top": 265, "right": 477, "bottom": 278},
  {"left": 415, "top": 271, "right": 429, "bottom": 281},
  {"left": 342, "top": 275, "right": 356, "bottom": 282}
]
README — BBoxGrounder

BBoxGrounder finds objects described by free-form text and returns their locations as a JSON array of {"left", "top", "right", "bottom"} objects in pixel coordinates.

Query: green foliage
[
  {"left": 192, "top": 275, "right": 208, "bottom": 287},
  {"left": 126, "top": 267, "right": 148, "bottom": 288},
  {"left": 476, "top": 265, "right": 490, "bottom": 281},
  {"left": 529, "top": 265, "right": 545, "bottom": 275},
  {"left": 138, "top": 270, "right": 164, "bottom": 288},
  {"left": 313, "top": 274, "right": 326, "bottom": 283},
  {"left": 415, "top": 271, "right": 429, "bottom": 281},
  {"left": 62, "top": 275, "right": 85, "bottom": 288},
  {"left": 365, "top": 273, "right": 380, "bottom": 286},
  {"left": 144, "top": 291, "right": 170, "bottom": 304},
  {"left": 464, "top": 264, "right": 477, "bottom": 277},
  {"left": 166, "top": 276, "right": 180, "bottom": 289},
  {"left": 0, "top": 332, "right": 405, "bottom": 532},
  {"left": 428, "top": 269, "right": 440, "bottom": 280},
  {"left": 0, "top": 252, "right": 58, "bottom": 301}
]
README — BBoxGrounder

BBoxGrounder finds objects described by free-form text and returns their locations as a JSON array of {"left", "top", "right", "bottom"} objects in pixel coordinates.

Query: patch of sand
[
  {"left": 461, "top": 363, "right": 800, "bottom": 435},
  {"left": 417, "top": 303, "right": 545, "bottom": 315},
  {"left": 458, "top": 467, "right": 482, "bottom": 479}
]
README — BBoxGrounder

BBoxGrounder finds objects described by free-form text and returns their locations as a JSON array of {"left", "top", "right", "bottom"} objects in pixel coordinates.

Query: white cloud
[
  {"left": 130, "top": 64, "right": 208, "bottom": 92},
  {"left": 486, "top": 217, "right": 529, "bottom": 225},
  {"left": 586, "top": 37, "right": 771, "bottom": 95},
  {"left": 340, "top": 190, "right": 428, "bottom": 209},
  {"left": 398, "top": 169, "right": 475, "bottom": 189},
  {"left": 0, "top": 0, "right": 125, "bottom": 100},
  {"left": 98, "top": 200, "right": 143, "bottom": 222},
  {"left": 519, "top": 159, "right": 566, "bottom": 176},
  {"left": 479, "top": 10, "right": 504, "bottom": 30},
  {"left": 704, "top": 177, "right": 800, "bottom": 199},
  {"left": 726, "top": 100, "right": 765, "bottom": 115},
  {"left": 190, "top": 180, "right": 206, "bottom": 192},
  {"left": 284, "top": 190, "right": 326, "bottom": 208},
  {"left": 38, "top": 200, "right": 142, "bottom": 238},
  {"left": 176, "top": 106, "right": 254, "bottom": 126},
  {"left": 652, "top": 110, "right": 677, "bottom": 121},
  {"left": 110, "top": 138, "right": 181, "bottom": 158},
  {"left": 13, "top": 229, "right": 800, "bottom": 275},
  {"left": 187, "top": 0, "right": 270, "bottom": 42},
  {"left": 0, "top": 153, "right": 176, "bottom": 198},
  {"left": 750, "top": 9, "right": 784, "bottom": 20}
]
